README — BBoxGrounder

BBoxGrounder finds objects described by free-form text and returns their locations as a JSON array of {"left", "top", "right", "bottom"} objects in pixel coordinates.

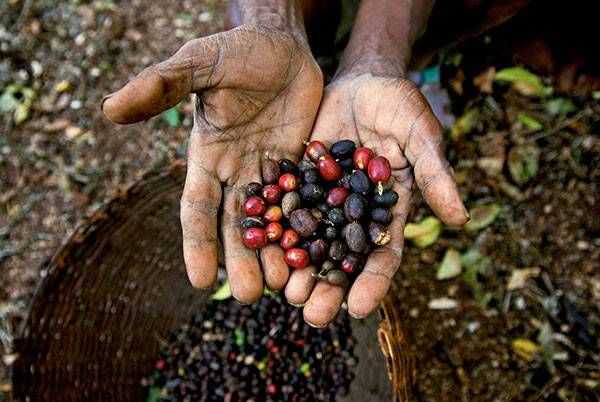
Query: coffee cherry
[
  {"left": 279, "top": 159, "right": 299, "bottom": 175},
  {"left": 308, "top": 239, "right": 328, "bottom": 264},
  {"left": 368, "top": 222, "right": 391, "bottom": 246},
  {"left": 280, "top": 229, "right": 300, "bottom": 250},
  {"left": 262, "top": 184, "right": 282, "bottom": 204},
  {"left": 326, "top": 270, "right": 349, "bottom": 287},
  {"left": 341, "top": 253, "right": 363, "bottom": 274},
  {"left": 265, "top": 222, "right": 283, "bottom": 242},
  {"left": 242, "top": 227, "right": 267, "bottom": 249},
  {"left": 316, "top": 202, "right": 330, "bottom": 214},
  {"left": 264, "top": 205, "right": 283, "bottom": 222},
  {"left": 318, "top": 155, "right": 343, "bottom": 181},
  {"left": 246, "top": 182, "right": 263, "bottom": 197},
  {"left": 326, "top": 187, "right": 349, "bottom": 207},
  {"left": 241, "top": 216, "right": 264, "bottom": 229},
  {"left": 290, "top": 209, "right": 319, "bottom": 237},
  {"left": 343, "top": 222, "right": 367, "bottom": 253},
  {"left": 338, "top": 173, "right": 352, "bottom": 189},
  {"left": 305, "top": 140, "right": 328, "bottom": 162},
  {"left": 281, "top": 192, "right": 300, "bottom": 218},
  {"left": 262, "top": 159, "right": 280, "bottom": 184},
  {"left": 278, "top": 173, "right": 298, "bottom": 192},
  {"left": 244, "top": 196, "right": 266, "bottom": 216},
  {"left": 338, "top": 158, "right": 354, "bottom": 171},
  {"left": 327, "top": 208, "right": 345, "bottom": 226},
  {"left": 373, "top": 190, "right": 399, "bottom": 207},
  {"left": 298, "top": 159, "right": 316, "bottom": 172},
  {"left": 330, "top": 140, "right": 356, "bottom": 159},
  {"left": 349, "top": 170, "right": 370, "bottom": 194},
  {"left": 285, "top": 248, "right": 310, "bottom": 269},
  {"left": 324, "top": 226, "right": 338, "bottom": 240},
  {"left": 368, "top": 156, "right": 392, "bottom": 183},
  {"left": 353, "top": 147, "right": 374, "bottom": 170},
  {"left": 299, "top": 183, "right": 324, "bottom": 203},
  {"left": 344, "top": 193, "right": 366, "bottom": 221},
  {"left": 310, "top": 208, "right": 323, "bottom": 221},
  {"left": 371, "top": 208, "right": 392, "bottom": 224},
  {"left": 302, "top": 169, "right": 319, "bottom": 184},
  {"left": 328, "top": 240, "right": 346, "bottom": 261}
]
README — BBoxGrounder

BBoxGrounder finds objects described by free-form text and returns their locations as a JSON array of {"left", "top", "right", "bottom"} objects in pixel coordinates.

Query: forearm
[
  {"left": 337, "top": 0, "right": 435, "bottom": 78},
  {"left": 225, "top": 0, "right": 310, "bottom": 38}
]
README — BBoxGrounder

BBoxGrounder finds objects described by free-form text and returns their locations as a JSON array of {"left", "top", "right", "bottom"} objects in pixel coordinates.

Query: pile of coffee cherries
[{"left": 241, "top": 140, "right": 398, "bottom": 287}]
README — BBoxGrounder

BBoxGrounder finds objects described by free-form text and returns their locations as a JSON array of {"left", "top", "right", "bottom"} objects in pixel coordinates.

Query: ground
[{"left": 0, "top": 0, "right": 598, "bottom": 401}]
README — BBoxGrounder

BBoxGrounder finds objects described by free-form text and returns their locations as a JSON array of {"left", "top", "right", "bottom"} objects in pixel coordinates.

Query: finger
[
  {"left": 102, "top": 34, "right": 224, "bottom": 124},
  {"left": 222, "top": 170, "right": 264, "bottom": 304},
  {"left": 180, "top": 162, "right": 222, "bottom": 289},
  {"left": 347, "top": 180, "right": 411, "bottom": 318},
  {"left": 260, "top": 245, "right": 289, "bottom": 291},
  {"left": 303, "top": 281, "right": 346, "bottom": 328},
  {"left": 284, "top": 265, "right": 317, "bottom": 306}
]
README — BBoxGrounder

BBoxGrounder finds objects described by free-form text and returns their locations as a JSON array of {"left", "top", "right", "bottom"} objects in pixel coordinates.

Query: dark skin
[{"left": 102, "top": 0, "right": 467, "bottom": 327}]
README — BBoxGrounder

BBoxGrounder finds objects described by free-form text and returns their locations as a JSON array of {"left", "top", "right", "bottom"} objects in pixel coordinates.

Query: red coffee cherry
[
  {"left": 367, "top": 156, "right": 392, "bottom": 183},
  {"left": 280, "top": 229, "right": 300, "bottom": 250},
  {"left": 278, "top": 173, "right": 298, "bottom": 192},
  {"left": 284, "top": 248, "right": 310, "bottom": 269},
  {"left": 262, "top": 184, "right": 282, "bottom": 204},
  {"left": 318, "top": 155, "right": 343, "bottom": 181},
  {"left": 305, "top": 140, "right": 328, "bottom": 162},
  {"left": 242, "top": 227, "right": 267, "bottom": 249},
  {"left": 326, "top": 187, "right": 349, "bottom": 207},
  {"left": 353, "top": 147, "right": 374, "bottom": 170},
  {"left": 265, "top": 222, "right": 283, "bottom": 242},
  {"left": 263, "top": 205, "right": 283, "bottom": 223},
  {"left": 243, "top": 196, "right": 266, "bottom": 216}
]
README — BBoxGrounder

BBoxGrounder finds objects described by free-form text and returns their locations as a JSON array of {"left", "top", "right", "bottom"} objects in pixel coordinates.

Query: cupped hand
[
  {"left": 102, "top": 25, "right": 323, "bottom": 303},
  {"left": 284, "top": 73, "right": 469, "bottom": 327}
]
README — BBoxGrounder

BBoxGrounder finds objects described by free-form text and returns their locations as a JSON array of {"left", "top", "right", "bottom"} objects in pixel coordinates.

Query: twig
[{"left": 527, "top": 108, "right": 590, "bottom": 143}]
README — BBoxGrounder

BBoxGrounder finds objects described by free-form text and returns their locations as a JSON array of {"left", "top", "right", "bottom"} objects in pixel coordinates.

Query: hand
[
  {"left": 102, "top": 24, "right": 323, "bottom": 303},
  {"left": 284, "top": 73, "right": 469, "bottom": 327}
]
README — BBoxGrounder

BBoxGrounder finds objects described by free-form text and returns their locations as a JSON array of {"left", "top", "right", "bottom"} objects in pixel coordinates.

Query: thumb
[{"left": 102, "top": 33, "right": 226, "bottom": 124}]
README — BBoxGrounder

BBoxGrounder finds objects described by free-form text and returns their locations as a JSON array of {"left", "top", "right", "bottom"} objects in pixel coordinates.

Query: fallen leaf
[
  {"left": 517, "top": 113, "right": 543, "bottom": 131},
  {"left": 495, "top": 67, "right": 552, "bottom": 97},
  {"left": 451, "top": 108, "right": 480, "bottom": 141},
  {"left": 545, "top": 97, "right": 576, "bottom": 115},
  {"left": 437, "top": 249, "right": 462, "bottom": 280},
  {"left": 428, "top": 297, "right": 458, "bottom": 310},
  {"left": 512, "top": 338, "right": 540, "bottom": 362},
  {"left": 465, "top": 203, "right": 501, "bottom": 232},
  {"left": 210, "top": 280, "right": 232, "bottom": 300},
  {"left": 404, "top": 216, "right": 442, "bottom": 248},
  {"left": 508, "top": 144, "right": 540, "bottom": 185},
  {"left": 54, "top": 80, "right": 72, "bottom": 93},
  {"left": 507, "top": 267, "right": 541, "bottom": 290}
]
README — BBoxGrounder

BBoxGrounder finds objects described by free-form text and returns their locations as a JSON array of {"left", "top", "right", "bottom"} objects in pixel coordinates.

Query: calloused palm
[
  {"left": 103, "top": 25, "right": 323, "bottom": 303},
  {"left": 284, "top": 73, "right": 469, "bottom": 327}
]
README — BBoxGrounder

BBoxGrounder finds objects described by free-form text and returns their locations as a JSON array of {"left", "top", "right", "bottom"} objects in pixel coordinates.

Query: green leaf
[
  {"left": 450, "top": 108, "right": 479, "bottom": 141},
  {"left": 0, "top": 85, "right": 36, "bottom": 124},
  {"left": 545, "top": 98, "right": 576, "bottom": 115},
  {"left": 495, "top": 67, "right": 552, "bottom": 97},
  {"left": 234, "top": 328, "right": 245, "bottom": 347},
  {"left": 162, "top": 106, "right": 181, "bottom": 128},
  {"left": 404, "top": 216, "right": 442, "bottom": 248},
  {"left": 436, "top": 248, "right": 462, "bottom": 280},
  {"left": 465, "top": 203, "right": 501, "bottom": 232},
  {"left": 461, "top": 247, "right": 493, "bottom": 305},
  {"left": 146, "top": 387, "right": 163, "bottom": 402},
  {"left": 508, "top": 144, "right": 540, "bottom": 185},
  {"left": 210, "top": 280, "right": 232, "bottom": 300},
  {"left": 517, "top": 113, "right": 543, "bottom": 131}
]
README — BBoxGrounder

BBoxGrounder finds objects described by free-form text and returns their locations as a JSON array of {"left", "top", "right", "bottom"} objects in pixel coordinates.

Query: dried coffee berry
[
  {"left": 280, "top": 229, "right": 300, "bottom": 250},
  {"left": 318, "top": 155, "right": 343, "bottom": 181},
  {"left": 279, "top": 159, "right": 299, "bottom": 175},
  {"left": 262, "top": 159, "right": 280, "bottom": 184},
  {"left": 330, "top": 140, "right": 356, "bottom": 159},
  {"left": 265, "top": 222, "right": 283, "bottom": 242},
  {"left": 308, "top": 239, "right": 328, "bottom": 264},
  {"left": 326, "top": 270, "right": 349, "bottom": 287},
  {"left": 371, "top": 208, "right": 393, "bottom": 224},
  {"left": 324, "top": 226, "right": 338, "bottom": 240},
  {"left": 344, "top": 193, "right": 366, "bottom": 221},
  {"left": 302, "top": 169, "right": 319, "bottom": 184},
  {"left": 368, "top": 222, "right": 391, "bottom": 246},
  {"left": 327, "top": 208, "right": 345, "bottom": 226},
  {"left": 353, "top": 147, "right": 374, "bottom": 170},
  {"left": 310, "top": 208, "right": 324, "bottom": 221},
  {"left": 241, "top": 216, "right": 264, "bottom": 229},
  {"left": 281, "top": 191, "right": 300, "bottom": 218},
  {"left": 245, "top": 182, "right": 263, "bottom": 197},
  {"left": 373, "top": 190, "right": 399, "bottom": 207},
  {"left": 326, "top": 187, "right": 349, "bottom": 207},
  {"left": 298, "top": 159, "right": 316, "bottom": 172},
  {"left": 279, "top": 173, "right": 298, "bottom": 192},
  {"left": 341, "top": 253, "right": 363, "bottom": 274},
  {"left": 328, "top": 240, "right": 346, "bottom": 261},
  {"left": 244, "top": 196, "right": 266, "bottom": 217},
  {"left": 343, "top": 222, "right": 368, "bottom": 253},
  {"left": 289, "top": 209, "right": 319, "bottom": 237},
  {"left": 242, "top": 227, "right": 267, "bottom": 249},
  {"left": 299, "top": 183, "right": 324, "bottom": 203},
  {"left": 264, "top": 205, "right": 283, "bottom": 222},
  {"left": 284, "top": 248, "right": 310, "bottom": 269},
  {"left": 349, "top": 170, "right": 370, "bottom": 194},
  {"left": 305, "top": 140, "right": 328, "bottom": 162},
  {"left": 262, "top": 184, "right": 282, "bottom": 204}
]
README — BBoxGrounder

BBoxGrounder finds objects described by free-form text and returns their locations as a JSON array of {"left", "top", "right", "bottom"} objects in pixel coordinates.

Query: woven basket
[{"left": 12, "top": 162, "right": 415, "bottom": 401}]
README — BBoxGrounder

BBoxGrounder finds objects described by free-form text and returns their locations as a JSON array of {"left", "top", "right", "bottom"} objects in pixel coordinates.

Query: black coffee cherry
[
  {"left": 309, "top": 239, "right": 328, "bottom": 264},
  {"left": 246, "top": 182, "right": 263, "bottom": 197},
  {"left": 328, "top": 240, "right": 346, "bottom": 261},
  {"left": 330, "top": 140, "right": 356, "bottom": 159},
  {"left": 343, "top": 222, "right": 367, "bottom": 253},
  {"left": 324, "top": 226, "right": 338, "bottom": 240},
  {"left": 344, "top": 193, "right": 366, "bottom": 221},
  {"left": 372, "top": 190, "right": 399, "bottom": 207},
  {"left": 371, "top": 208, "right": 393, "bottom": 224},
  {"left": 241, "top": 216, "right": 265, "bottom": 229},
  {"left": 349, "top": 170, "right": 370, "bottom": 194},
  {"left": 326, "top": 270, "right": 349, "bottom": 287},
  {"left": 302, "top": 169, "right": 320, "bottom": 184},
  {"left": 321, "top": 260, "right": 336, "bottom": 274},
  {"left": 338, "top": 173, "right": 352, "bottom": 190},
  {"left": 317, "top": 202, "right": 330, "bottom": 214},
  {"left": 327, "top": 208, "right": 345, "bottom": 226},
  {"left": 298, "top": 159, "right": 316, "bottom": 172},
  {"left": 300, "top": 183, "right": 325, "bottom": 203},
  {"left": 279, "top": 159, "right": 299, "bottom": 175},
  {"left": 290, "top": 209, "right": 319, "bottom": 237},
  {"left": 338, "top": 158, "right": 354, "bottom": 171}
]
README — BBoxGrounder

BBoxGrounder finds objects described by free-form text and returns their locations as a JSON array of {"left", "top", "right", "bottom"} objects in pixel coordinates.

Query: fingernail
[
  {"left": 288, "top": 301, "right": 306, "bottom": 308},
  {"left": 348, "top": 311, "right": 367, "bottom": 320},
  {"left": 305, "top": 320, "right": 328, "bottom": 329}
]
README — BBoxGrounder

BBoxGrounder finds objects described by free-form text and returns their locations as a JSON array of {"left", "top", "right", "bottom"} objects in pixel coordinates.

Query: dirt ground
[{"left": 1, "top": 0, "right": 598, "bottom": 401}]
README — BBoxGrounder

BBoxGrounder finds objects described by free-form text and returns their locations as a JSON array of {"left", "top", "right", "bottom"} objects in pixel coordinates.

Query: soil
[{"left": 1, "top": 1, "right": 598, "bottom": 401}]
